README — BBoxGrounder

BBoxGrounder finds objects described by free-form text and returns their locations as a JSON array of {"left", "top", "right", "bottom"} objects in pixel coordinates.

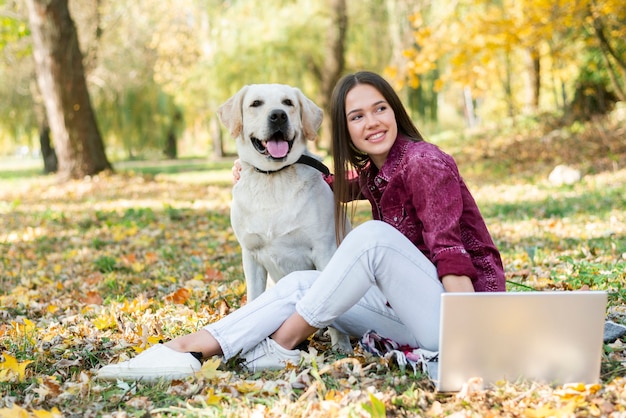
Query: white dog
[{"left": 218, "top": 84, "right": 352, "bottom": 352}]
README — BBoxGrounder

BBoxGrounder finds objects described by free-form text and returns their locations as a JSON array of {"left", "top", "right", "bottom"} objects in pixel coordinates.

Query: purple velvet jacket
[{"left": 353, "top": 136, "right": 505, "bottom": 292}]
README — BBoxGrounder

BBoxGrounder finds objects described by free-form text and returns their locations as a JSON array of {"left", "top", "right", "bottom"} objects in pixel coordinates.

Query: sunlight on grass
[
  {"left": 1, "top": 158, "right": 625, "bottom": 416},
  {"left": 156, "top": 169, "right": 233, "bottom": 185}
]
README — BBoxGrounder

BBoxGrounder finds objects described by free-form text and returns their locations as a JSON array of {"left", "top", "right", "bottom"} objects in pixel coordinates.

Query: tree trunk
[
  {"left": 32, "top": 89, "right": 57, "bottom": 173},
  {"left": 26, "top": 0, "right": 112, "bottom": 181},
  {"left": 210, "top": 116, "right": 224, "bottom": 159},
  {"left": 164, "top": 110, "right": 181, "bottom": 159},
  {"left": 524, "top": 46, "right": 541, "bottom": 113},
  {"left": 39, "top": 123, "right": 58, "bottom": 174},
  {"left": 503, "top": 50, "right": 515, "bottom": 118},
  {"left": 316, "top": 0, "right": 347, "bottom": 152}
]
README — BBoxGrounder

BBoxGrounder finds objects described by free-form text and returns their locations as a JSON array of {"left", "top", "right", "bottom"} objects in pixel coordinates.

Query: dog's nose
[{"left": 268, "top": 109, "right": 288, "bottom": 127}]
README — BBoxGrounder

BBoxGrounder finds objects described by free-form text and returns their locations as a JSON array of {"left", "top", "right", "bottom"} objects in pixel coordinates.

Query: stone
[{"left": 548, "top": 165, "right": 582, "bottom": 186}]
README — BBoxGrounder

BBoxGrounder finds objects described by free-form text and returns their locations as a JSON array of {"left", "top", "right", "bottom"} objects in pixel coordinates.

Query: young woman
[{"left": 97, "top": 71, "right": 505, "bottom": 381}]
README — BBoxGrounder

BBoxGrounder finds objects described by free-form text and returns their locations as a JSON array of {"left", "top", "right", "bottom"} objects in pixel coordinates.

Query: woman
[{"left": 97, "top": 71, "right": 505, "bottom": 381}]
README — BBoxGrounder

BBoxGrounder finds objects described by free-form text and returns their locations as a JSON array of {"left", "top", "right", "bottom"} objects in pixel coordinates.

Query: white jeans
[{"left": 205, "top": 220, "right": 444, "bottom": 359}]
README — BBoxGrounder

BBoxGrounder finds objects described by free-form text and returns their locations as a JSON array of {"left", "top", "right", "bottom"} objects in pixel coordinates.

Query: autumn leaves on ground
[{"left": 1, "top": 111, "right": 626, "bottom": 417}]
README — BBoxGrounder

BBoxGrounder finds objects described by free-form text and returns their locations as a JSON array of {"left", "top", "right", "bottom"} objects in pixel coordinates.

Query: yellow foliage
[
  {"left": 12, "top": 319, "right": 36, "bottom": 345},
  {"left": 31, "top": 408, "right": 63, "bottom": 418},
  {"left": 196, "top": 357, "right": 226, "bottom": 381},
  {"left": 400, "top": 0, "right": 622, "bottom": 108},
  {"left": 205, "top": 388, "right": 224, "bottom": 405},
  {"left": 0, "top": 405, "right": 29, "bottom": 418},
  {"left": 0, "top": 353, "right": 33, "bottom": 383},
  {"left": 92, "top": 313, "right": 117, "bottom": 331}
]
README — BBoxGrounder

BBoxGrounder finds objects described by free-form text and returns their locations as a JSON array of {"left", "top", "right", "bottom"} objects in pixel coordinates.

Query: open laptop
[{"left": 429, "top": 291, "right": 607, "bottom": 392}]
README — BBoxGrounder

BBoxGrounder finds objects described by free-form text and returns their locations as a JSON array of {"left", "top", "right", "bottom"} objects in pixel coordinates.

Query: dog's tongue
[{"left": 266, "top": 140, "right": 289, "bottom": 158}]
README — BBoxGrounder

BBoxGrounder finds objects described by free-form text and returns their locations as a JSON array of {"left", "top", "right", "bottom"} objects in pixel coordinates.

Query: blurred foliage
[
  {"left": 398, "top": 0, "right": 625, "bottom": 120},
  {"left": 0, "top": 0, "right": 624, "bottom": 159}
]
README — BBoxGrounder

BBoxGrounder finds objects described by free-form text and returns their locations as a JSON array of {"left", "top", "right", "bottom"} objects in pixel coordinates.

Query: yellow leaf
[
  {"left": 18, "top": 319, "right": 36, "bottom": 335},
  {"left": 525, "top": 404, "right": 558, "bottom": 418},
  {"left": 235, "top": 381, "right": 261, "bottom": 394},
  {"left": 147, "top": 335, "right": 162, "bottom": 345},
  {"left": 196, "top": 357, "right": 223, "bottom": 380},
  {"left": 205, "top": 388, "right": 224, "bottom": 405},
  {"left": 92, "top": 314, "right": 116, "bottom": 331},
  {"left": 1, "top": 353, "right": 33, "bottom": 382},
  {"left": 0, "top": 404, "right": 29, "bottom": 418},
  {"left": 0, "top": 369, "right": 10, "bottom": 382},
  {"left": 32, "top": 408, "right": 63, "bottom": 418}
]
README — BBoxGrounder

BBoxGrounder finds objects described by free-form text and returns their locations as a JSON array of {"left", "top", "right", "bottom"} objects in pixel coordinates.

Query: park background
[{"left": 1, "top": 0, "right": 625, "bottom": 416}]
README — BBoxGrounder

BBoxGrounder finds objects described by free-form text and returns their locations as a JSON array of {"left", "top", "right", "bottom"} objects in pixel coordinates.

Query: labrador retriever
[{"left": 218, "top": 84, "right": 352, "bottom": 353}]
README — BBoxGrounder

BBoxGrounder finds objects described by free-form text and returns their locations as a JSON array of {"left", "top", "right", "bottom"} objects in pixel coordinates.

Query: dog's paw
[{"left": 329, "top": 329, "right": 353, "bottom": 354}]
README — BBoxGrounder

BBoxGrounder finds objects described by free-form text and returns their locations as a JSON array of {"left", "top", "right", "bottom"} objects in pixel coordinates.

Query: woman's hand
[
  {"left": 232, "top": 159, "right": 242, "bottom": 184},
  {"left": 441, "top": 275, "right": 475, "bottom": 292}
]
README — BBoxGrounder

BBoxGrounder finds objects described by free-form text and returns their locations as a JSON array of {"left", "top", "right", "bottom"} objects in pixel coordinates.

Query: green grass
[{"left": 1, "top": 138, "right": 625, "bottom": 416}]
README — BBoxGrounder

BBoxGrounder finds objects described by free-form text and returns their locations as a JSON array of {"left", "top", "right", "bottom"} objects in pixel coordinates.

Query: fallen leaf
[
  {"left": 83, "top": 290, "right": 103, "bottom": 305},
  {"left": 0, "top": 405, "right": 29, "bottom": 418},
  {"left": 165, "top": 288, "right": 191, "bottom": 304},
  {"left": 0, "top": 353, "right": 33, "bottom": 382},
  {"left": 196, "top": 357, "right": 225, "bottom": 381}
]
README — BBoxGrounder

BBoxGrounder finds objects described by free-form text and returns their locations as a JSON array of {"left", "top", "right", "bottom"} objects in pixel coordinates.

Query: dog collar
[{"left": 254, "top": 155, "right": 331, "bottom": 176}]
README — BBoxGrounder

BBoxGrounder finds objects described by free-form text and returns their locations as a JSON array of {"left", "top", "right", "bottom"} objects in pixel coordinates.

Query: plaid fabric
[{"left": 358, "top": 330, "right": 438, "bottom": 375}]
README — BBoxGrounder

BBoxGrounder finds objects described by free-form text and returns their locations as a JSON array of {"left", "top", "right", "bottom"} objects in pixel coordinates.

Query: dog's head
[{"left": 218, "top": 84, "right": 323, "bottom": 171}]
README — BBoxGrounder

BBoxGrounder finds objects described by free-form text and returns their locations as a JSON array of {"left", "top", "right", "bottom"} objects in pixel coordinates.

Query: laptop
[{"left": 429, "top": 291, "right": 607, "bottom": 392}]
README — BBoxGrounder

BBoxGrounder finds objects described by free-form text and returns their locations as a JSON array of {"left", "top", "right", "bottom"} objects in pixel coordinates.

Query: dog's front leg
[{"left": 241, "top": 249, "right": 268, "bottom": 301}]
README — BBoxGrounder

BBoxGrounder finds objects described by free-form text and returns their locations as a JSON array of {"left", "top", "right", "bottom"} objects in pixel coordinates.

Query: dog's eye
[
  {"left": 250, "top": 100, "right": 263, "bottom": 107},
  {"left": 282, "top": 99, "right": 294, "bottom": 107}
]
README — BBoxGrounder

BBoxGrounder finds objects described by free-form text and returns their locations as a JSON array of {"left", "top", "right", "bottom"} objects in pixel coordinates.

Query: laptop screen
[{"left": 434, "top": 291, "right": 607, "bottom": 392}]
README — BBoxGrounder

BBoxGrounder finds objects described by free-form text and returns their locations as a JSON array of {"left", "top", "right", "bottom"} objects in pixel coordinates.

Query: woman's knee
[
  {"left": 272, "top": 270, "right": 319, "bottom": 296},
  {"left": 344, "top": 220, "right": 399, "bottom": 248}
]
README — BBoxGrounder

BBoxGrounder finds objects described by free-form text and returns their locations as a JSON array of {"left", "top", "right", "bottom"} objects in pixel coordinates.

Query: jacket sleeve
[{"left": 406, "top": 154, "right": 478, "bottom": 281}]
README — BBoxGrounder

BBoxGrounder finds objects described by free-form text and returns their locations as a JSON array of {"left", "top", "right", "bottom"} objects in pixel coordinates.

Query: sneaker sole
[{"left": 96, "top": 366, "right": 197, "bottom": 381}]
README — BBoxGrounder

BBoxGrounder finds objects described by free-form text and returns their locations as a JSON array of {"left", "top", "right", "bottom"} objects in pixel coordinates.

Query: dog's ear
[
  {"left": 295, "top": 88, "right": 323, "bottom": 142},
  {"left": 217, "top": 86, "right": 249, "bottom": 138}
]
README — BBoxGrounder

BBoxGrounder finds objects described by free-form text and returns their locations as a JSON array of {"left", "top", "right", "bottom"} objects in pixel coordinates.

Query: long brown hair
[{"left": 330, "top": 71, "right": 424, "bottom": 242}]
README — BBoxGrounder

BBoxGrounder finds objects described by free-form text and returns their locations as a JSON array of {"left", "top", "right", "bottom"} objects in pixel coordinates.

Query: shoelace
[{"left": 244, "top": 339, "right": 272, "bottom": 368}]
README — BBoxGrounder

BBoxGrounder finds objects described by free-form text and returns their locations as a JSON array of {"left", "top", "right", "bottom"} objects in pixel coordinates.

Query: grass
[{"left": 1, "top": 116, "right": 626, "bottom": 416}]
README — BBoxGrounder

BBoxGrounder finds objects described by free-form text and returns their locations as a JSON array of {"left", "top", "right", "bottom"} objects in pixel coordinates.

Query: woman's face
[{"left": 344, "top": 83, "right": 397, "bottom": 169}]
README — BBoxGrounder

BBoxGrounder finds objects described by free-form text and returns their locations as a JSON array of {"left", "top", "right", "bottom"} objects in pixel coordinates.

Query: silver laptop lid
[{"left": 435, "top": 291, "right": 607, "bottom": 392}]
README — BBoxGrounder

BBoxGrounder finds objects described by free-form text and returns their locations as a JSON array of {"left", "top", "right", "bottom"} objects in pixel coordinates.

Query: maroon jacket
[{"left": 352, "top": 136, "right": 505, "bottom": 292}]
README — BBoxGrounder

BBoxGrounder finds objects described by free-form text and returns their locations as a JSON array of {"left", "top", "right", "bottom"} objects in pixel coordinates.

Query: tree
[
  {"left": 310, "top": 0, "right": 347, "bottom": 151},
  {"left": 398, "top": 0, "right": 624, "bottom": 123},
  {"left": 25, "top": 0, "right": 111, "bottom": 180},
  {"left": 585, "top": 0, "right": 626, "bottom": 101}
]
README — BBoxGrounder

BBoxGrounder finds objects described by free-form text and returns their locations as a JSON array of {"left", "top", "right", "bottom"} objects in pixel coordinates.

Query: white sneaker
[
  {"left": 241, "top": 337, "right": 302, "bottom": 372},
  {"left": 96, "top": 344, "right": 202, "bottom": 381}
]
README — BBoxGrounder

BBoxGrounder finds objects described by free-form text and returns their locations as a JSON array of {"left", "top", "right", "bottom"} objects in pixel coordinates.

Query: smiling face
[
  {"left": 240, "top": 85, "right": 304, "bottom": 165},
  {"left": 345, "top": 83, "right": 398, "bottom": 169},
  {"left": 218, "top": 84, "right": 323, "bottom": 172},
  {"left": 241, "top": 84, "right": 302, "bottom": 162}
]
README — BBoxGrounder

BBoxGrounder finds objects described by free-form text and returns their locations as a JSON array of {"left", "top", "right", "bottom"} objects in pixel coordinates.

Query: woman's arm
[
  {"left": 441, "top": 274, "right": 475, "bottom": 292},
  {"left": 405, "top": 152, "right": 478, "bottom": 282}
]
